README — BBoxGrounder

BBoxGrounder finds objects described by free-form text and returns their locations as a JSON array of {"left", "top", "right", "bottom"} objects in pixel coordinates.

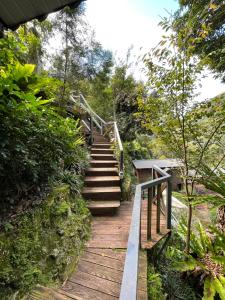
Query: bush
[
  {"left": 0, "top": 62, "right": 88, "bottom": 211},
  {"left": 150, "top": 232, "right": 199, "bottom": 300}
]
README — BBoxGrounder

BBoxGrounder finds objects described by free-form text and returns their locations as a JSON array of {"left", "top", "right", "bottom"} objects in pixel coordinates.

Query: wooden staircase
[{"left": 82, "top": 134, "right": 121, "bottom": 215}]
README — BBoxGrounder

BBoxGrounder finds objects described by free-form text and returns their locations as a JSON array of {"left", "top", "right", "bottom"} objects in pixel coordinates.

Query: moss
[
  {"left": 0, "top": 185, "right": 91, "bottom": 299},
  {"left": 147, "top": 264, "right": 165, "bottom": 300}
]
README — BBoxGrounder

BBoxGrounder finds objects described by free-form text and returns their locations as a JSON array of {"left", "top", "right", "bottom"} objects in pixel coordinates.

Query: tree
[
  {"left": 51, "top": 6, "right": 114, "bottom": 102},
  {"left": 176, "top": 0, "right": 225, "bottom": 81},
  {"left": 138, "top": 15, "right": 225, "bottom": 254},
  {"left": 87, "top": 49, "right": 114, "bottom": 120}
]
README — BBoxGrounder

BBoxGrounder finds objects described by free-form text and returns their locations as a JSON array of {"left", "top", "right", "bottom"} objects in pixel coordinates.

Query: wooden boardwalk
[
  {"left": 58, "top": 200, "right": 168, "bottom": 299},
  {"left": 29, "top": 200, "right": 169, "bottom": 300}
]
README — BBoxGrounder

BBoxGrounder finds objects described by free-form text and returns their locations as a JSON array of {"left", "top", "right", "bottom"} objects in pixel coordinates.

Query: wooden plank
[
  {"left": 87, "top": 240, "right": 128, "bottom": 249},
  {"left": 90, "top": 233, "right": 128, "bottom": 241},
  {"left": 86, "top": 248, "right": 126, "bottom": 261},
  {"left": 28, "top": 286, "right": 79, "bottom": 300},
  {"left": 77, "top": 260, "right": 123, "bottom": 283},
  {"left": 69, "top": 270, "right": 121, "bottom": 298},
  {"left": 62, "top": 281, "right": 117, "bottom": 300},
  {"left": 81, "top": 251, "right": 124, "bottom": 271}
]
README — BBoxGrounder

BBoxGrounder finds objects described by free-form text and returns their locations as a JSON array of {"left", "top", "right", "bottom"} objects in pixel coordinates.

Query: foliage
[
  {"left": 0, "top": 33, "right": 88, "bottom": 213},
  {"left": 197, "top": 166, "right": 225, "bottom": 205},
  {"left": 0, "top": 185, "right": 90, "bottom": 299},
  {"left": 151, "top": 232, "right": 199, "bottom": 300},
  {"left": 147, "top": 264, "right": 165, "bottom": 300},
  {"left": 0, "top": 24, "right": 52, "bottom": 70},
  {"left": 197, "top": 166, "right": 225, "bottom": 233},
  {"left": 124, "top": 135, "right": 153, "bottom": 160},
  {"left": 87, "top": 50, "right": 114, "bottom": 120},
  {"left": 112, "top": 64, "right": 145, "bottom": 141},
  {"left": 138, "top": 13, "right": 225, "bottom": 254},
  {"left": 51, "top": 5, "right": 114, "bottom": 102},
  {"left": 169, "top": 221, "right": 225, "bottom": 299},
  {"left": 177, "top": 0, "right": 225, "bottom": 81},
  {"left": 121, "top": 135, "right": 153, "bottom": 201}
]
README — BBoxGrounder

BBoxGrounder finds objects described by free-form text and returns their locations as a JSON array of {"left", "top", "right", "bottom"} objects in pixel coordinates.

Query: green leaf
[
  {"left": 203, "top": 277, "right": 216, "bottom": 300},
  {"left": 212, "top": 277, "right": 225, "bottom": 300}
]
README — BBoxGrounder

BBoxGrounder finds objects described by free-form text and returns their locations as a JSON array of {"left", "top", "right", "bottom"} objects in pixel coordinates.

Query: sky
[{"left": 85, "top": 0, "right": 225, "bottom": 101}]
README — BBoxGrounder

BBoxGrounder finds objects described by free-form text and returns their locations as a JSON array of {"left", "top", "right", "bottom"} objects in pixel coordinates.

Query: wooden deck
[
  {"left": 58, "top": 200, "right": 169, "bottom": 299},
  {"left": 29, "top": 200, "right": 169, "bottom": 300}
]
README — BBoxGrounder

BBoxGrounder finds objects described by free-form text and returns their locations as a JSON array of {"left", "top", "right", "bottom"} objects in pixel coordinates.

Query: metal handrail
[
  {"left": 79, "top": 94, "right": 107, "bottom": 126},
  {"left": 119, "top": 166, "right": 172, "bottom": 300},
  {"left": 70, "top": 93, "right": 124, "bottom": 177},
  {"left": 114, "top": 121, "right": 124, "bottom": 178}
]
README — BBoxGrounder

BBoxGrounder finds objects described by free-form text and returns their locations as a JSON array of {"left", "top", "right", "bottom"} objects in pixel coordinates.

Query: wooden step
[
  {"left": 82, "top": 187, "right": 121, "bottom": 200},
  {"left": 91, "top": 148, "right": 114, "bottom": 154},
  {"left": 85, "top": 176, "right": 120, "bottom": 187},
  {"left": 93, "top": 137, "right": 109, "bottom": 143},
  {"left": 87, "top": 200, "right": 120, "bottom": 215},
  {"left": 92, "top": 143, "right": 112, "bottom": 149},
  {"left": 28, "top": 286, "right": 80, "bottom": 300},
  {"left": 91, "top": 160, "right": 117, "bottom": 168},
  {"left": 86, "top": 167, "right": 118, "bottom": 176},
  {"left": 91, "top": 154, "right": 115, "bottom": 161}
]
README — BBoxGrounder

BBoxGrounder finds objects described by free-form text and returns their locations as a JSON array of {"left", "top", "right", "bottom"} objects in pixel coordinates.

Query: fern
[
  {"left": 171, "top": 221, "right": 225, "bottom": 299},
  {"left": 203, "top": 277, "right": 216, "bottom": 300}
]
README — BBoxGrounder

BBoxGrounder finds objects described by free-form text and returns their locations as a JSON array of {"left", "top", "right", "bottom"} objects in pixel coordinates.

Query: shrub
[
  {"left": 0, "top": 62, "right": 88, "bottom": 211},
  {"left": 169, "top": 221, "right": 225, "bottom": 299}
]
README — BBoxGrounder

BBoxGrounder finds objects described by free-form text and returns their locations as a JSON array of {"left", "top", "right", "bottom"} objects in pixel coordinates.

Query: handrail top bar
[
  {"left": 140, "top": 174, "right": 171, "bottom": 190},
  {"left": 79, "top": 94, "right": 108, "bottom": 125},
  {"left": 70, "top": 94, "right": 107, "bottom": 125},
  {"left": 140, "top": 165, "right": 171, "bottom": 190},
  {"left": 119, "top": 165, "right": 172, "bottom": 300},
  {"left": 114, "top": 122, "right": 123, "bottom": 152},
  {"left": 152, "top": 164, "right": 172, "bottom": 177}
]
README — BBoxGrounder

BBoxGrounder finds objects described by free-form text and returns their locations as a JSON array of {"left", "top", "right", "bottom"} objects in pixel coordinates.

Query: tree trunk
[
  {"left": 217, "top": 205, "right": 225, "bottom": 233},
  {"left": 185, "top": 201, "right": 192, "bottom": 255}
]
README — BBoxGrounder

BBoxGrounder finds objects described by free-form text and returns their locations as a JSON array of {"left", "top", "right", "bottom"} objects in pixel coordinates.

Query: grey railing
[
  {"left": 114, "top": 122, "right": 124, "bottom": 177},
  {"left": 119, "top": 165, "right": 172, "bottom": 300},
  {"left": 70, "top": 93, "right": 124, "bottom": 178}
]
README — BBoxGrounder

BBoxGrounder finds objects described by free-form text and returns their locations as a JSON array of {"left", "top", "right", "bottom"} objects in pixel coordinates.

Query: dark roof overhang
[{"left": 0, "top": 0, "right": 84, "bottom": 31}]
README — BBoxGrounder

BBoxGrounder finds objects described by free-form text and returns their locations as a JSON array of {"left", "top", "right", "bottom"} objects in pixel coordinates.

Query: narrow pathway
[{"left": 29, "top": 134, "right": 169, "bottom": 300}]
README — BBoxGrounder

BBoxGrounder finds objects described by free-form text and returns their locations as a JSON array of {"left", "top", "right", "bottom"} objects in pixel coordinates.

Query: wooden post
[
  {"left": 147, "top": 187, "right": 152, "bottom": 240},
  {"left": 156, "top": 184, "right": 161, "bottom": 233}
]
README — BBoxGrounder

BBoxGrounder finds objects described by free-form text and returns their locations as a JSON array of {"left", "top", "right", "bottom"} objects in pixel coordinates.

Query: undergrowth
[
  {"left": 148, "top": 232, "right": 199, "bottom": 300},
  {"left": 0, "top": 185, "right": 91, "bottom": 299}
]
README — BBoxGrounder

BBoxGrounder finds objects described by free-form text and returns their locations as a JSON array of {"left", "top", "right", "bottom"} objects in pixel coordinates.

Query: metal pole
[
  {"left": 167, "top": 179, "right": 172, "bottom": 229},
  {"left": 90, "top": 116, "right": 93, "bottom": 145},
  {"left": 156, "top": 184, "right": 161, "bottom": 233},
  {"left": 147, "top": 187, "right": 152, "bottom": 240},
  {"left": 100, "top": 121, "right": 103, "bottom": 135}
]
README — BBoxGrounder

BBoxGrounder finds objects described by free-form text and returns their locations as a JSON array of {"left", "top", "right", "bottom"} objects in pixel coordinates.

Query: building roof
[
  {"left": 133, "top": 159, "right": 183, "bottom": 170},
  {"left": 0, "top": 0, "right": 84, "bottom": 30}
]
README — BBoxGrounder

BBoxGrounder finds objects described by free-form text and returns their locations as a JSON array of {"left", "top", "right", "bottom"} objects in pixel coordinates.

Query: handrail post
[
  {"left": 120, "top": 150, "right": 124, "bottom": 177},
  {"left": 152, "top": 169, "right": 156, "bottom": 198},
  {"left": 101, "top": 121, "right": 103, "bottom": 135},
  {"left": 147, "top": 187, "right": 152, "bottom": 240},
  {"left": 166, "top": 179, "right": 172, "bottom": 230},
  {"left": 90, "top": 116, "right": 93, "bottom": 145},
  {"left": 156, "top": 184, "right": 161, "bottom": 233}
]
